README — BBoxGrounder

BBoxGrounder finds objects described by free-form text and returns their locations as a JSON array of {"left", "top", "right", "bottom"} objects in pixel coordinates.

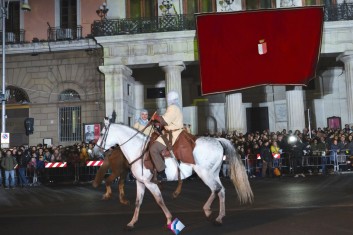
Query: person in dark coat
[
  {"left": 1, "top": 149, "right": 17, "bottom": 189},
  {"left": 16, "top": 148, "right": 30, "bottom": 187},
  {"left": 260, "top": 140, "right": 273, "bottom": 177}
]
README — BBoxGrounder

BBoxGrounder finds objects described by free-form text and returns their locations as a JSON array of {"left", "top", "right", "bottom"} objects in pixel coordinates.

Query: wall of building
[
  {"left": 24, "top": 0, "right": 55, "bottom": 42},
  {"left": 4, "top": 49, "right": 105, "bottom": 146}
]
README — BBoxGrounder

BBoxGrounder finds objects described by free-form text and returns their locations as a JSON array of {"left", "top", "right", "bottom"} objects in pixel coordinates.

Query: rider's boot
[
  {"left": 151, "top": 169, "right": 158, "bottom": 184},
  {"left": 151, "top": 170, "right": 167, "bottom": 184}
]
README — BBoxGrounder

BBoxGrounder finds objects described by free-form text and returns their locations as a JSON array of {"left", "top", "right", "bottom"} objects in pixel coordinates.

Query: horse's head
[{"left": 95, "top": 123, "right": 117, "bottom": 151}]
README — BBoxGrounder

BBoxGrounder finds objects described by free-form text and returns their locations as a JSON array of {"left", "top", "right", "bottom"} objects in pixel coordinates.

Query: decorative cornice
[{"left": 0, "top": 39, "right": 100, "bottom": 55}]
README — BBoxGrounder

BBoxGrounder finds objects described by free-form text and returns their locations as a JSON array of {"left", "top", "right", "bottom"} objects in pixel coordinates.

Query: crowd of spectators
[
  {"left": 208, "top": 124, "right": 353, "bottom": 178},
  {"left": 0, "top": 142, "right": 103, "bottom": 189}
]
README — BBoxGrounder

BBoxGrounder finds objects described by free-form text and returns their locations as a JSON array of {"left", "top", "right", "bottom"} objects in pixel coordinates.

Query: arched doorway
[{"left": 1, "top": 86, "right": 30, "bottom": 147}]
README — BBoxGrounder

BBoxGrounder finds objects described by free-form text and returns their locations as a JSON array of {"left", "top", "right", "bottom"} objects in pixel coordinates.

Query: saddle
[{"left": 144, "top": 130, "right": 197, "bottom": 171}]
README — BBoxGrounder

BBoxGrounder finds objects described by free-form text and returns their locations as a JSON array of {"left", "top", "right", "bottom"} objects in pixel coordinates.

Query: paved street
[{"left": 0, "top": 174, "right": 353, "bottom": 235}]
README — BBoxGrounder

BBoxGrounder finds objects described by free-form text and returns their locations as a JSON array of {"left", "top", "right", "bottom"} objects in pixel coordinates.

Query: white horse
[{"left": 95, "top": 123, "right": 253, "bottom": 230}]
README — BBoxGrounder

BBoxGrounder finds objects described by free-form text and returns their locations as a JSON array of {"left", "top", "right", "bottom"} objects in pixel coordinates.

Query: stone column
[
  {"left": 338, "top": 51, "right": 353, "bottom": 125},
  {"left": 134, "top": 81, "right": 144, "bottom": 120},
  {"left": 286, "top": 86, "right": 305, "bottom": 132},
  {"left": 226, "top": 93, "right": 246, "bottom": 133},
  {"left": 159, "top": 61, "right": 185, "bottom": 107},
  {"left": 99, "top": 65, "right": 133, "bottom": 123}
]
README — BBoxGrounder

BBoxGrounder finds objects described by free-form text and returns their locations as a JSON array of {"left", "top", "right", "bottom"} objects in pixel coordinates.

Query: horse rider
[
  {"left": 149, "top": 90, "right": 184, "bottom": 183},
  {"left": 133, "top": 109, "right": 153, "bottom": 136}
]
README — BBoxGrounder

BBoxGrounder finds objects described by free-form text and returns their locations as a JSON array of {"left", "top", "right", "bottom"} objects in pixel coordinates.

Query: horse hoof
[
  {"left": 121, "top": 200, "right": 130, "bottom": 206},
  {"left": 213, "top": 220, "right": 223, "bottom": 226},
  {"left": 172, "top": 192, "right": 179, "bottom": 199},
  {"left": 124, "top": 225, "right": 134, "bottom": 231},
  {"left": 206, "top": 214, "right": 214, "bottom": 222}
]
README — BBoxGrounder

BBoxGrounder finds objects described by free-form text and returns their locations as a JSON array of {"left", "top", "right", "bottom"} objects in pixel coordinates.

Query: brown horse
[{"left": 92, "top": 147, "right": 183, "bottom": 205}]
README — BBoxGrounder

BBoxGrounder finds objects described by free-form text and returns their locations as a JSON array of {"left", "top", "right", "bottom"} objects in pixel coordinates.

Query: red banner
[{"left": 196, "top": 7, "right": 324, "bottom": 95}]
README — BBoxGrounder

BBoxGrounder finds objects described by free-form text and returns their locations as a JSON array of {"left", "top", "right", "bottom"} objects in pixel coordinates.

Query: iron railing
[
  {"left": 324, "top": 2, "right": 353, "bottom": 21},
  {"left": 91, "top": 4, "right": 353, "bottom": 37},
  {"left": 47, "top": 25, "right": 83, "bottom": 41},
  {"left": 0, "top": 29, "right": 25, "bottom": 44},
  {"left": 91, "top": 14, "right": 195, "bottom": 36}
]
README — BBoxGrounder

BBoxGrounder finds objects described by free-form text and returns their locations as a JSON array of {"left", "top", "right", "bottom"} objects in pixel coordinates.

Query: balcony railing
[
  {"left": 324, "top": 2, "right": 353, "bottom": 21},
  {"left": 47, "top": 26, "right": 83, "bottom": 41},
  {"left": 91, "top": 4, "right": 353, "bottom": 37},
  {"left": 91, "top": 14, "right": 195, "bottom": 36},
  {"left": 0, "top": 30, "right": 25, "bottom": 44}
]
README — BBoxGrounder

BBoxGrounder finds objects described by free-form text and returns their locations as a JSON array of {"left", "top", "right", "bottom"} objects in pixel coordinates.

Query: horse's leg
[
  {"left": 126, "top": 180, "right": 145, "bottom": 230},
  {"left": 214, "top": 178, "right": 226, "bottom": 225},
  {"left": 144, "top": 181, "right": 173, "bottom": 226},
  {"left": 117, "top": 168, "right": 129, "bottom": 205},
  {"left": 172, "top": 168, "right": 183, "bottom": 199},
  {"left": 193, "top": 165, "right": 224, "bottom": 224},
  {"left": 112, "top": 151, "right": 130, "bottom": 205},
  {"left": 102, "top": 172, "right": 115, "bottom": 200}
]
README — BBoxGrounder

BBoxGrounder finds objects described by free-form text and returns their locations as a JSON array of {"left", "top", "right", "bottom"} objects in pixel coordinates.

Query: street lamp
[
  {"left": 96, "top": 2, "right": 109, "bottom": 20},
  {"left": 1, "top": 0, "right": 7, "bottom": 134}
]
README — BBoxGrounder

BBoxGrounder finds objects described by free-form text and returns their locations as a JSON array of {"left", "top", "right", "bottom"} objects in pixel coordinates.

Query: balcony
[
  {"left": 91, "top": 14, "right": 195, "bottom": 37},
  {"left": 0, "top": 30, "right": 25, "bottom": 44},
  {"left": 324, "top": 2, "right": 353, "bottom": 21},
  {"left": 47, "top": 26, "right": 83, "bottom": 41},
  {"left": 91, "top": 4, "right": 353, "bottom": 37}
]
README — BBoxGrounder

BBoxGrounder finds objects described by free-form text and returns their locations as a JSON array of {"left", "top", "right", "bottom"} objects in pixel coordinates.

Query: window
[
  {"left": 60, "top": 0, "right": 77, "bottom": 28},
  {"left": 59, "top": 106, "right": 82, "bottom": 142},
  {"left": 245, "top": 0, "right": 274, "bottom": 10},
  {"left": 2, "top": 1, "right": 20, "bottom": 43},
  {"left": 59, "top": 89, "right": 80, "bottom": 101},
  {"left": 5, "top": 1, "right": 20, "bottom": 34},
  {"left": 146, "top": 87, "right": 165, "bottom": 99},
  {"left": 304, "top": 0, "right": 324, "bottom": 5},
  {"left": 5, "top": 86, "right": 30, "bottom": 104},
  {"left": 126, "top": 0, "right": 158, "bottom": 18},
  {"left": 183, "top": 0, "right": 216, "bottom": 14},
  {"left": 59, "top": 89, "right": 81, "bottom": 142}
]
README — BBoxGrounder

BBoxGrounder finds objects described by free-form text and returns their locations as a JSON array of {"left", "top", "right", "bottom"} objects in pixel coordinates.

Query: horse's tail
[
  {"left": 92, "top": 152, "right": 110, "bottom": 188},
  {"left": 218, "top": 138, "right": 254, "bottom": 204}
]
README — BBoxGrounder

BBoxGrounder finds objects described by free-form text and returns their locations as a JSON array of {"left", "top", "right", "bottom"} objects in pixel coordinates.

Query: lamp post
[
  {"left": 1, "top": 0, "right": 6, "bottom": 133},
  {"left": 96, "top": 2, "right": 109, "bottom": 20}
]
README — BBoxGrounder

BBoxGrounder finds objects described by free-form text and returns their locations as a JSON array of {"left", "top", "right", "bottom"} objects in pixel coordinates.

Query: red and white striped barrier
[
  {"left": 272, "top": 153, "right": 281, "bottom": 159},
  {"left": 45, "top": 162, "right": 67, "bottom": 168},
  {"left": 86, "top": 160, "right": 103, "bottom": 167}
]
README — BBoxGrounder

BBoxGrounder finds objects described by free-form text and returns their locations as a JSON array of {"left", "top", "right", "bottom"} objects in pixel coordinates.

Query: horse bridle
[
  {"left": 96, "top": 124, "right": 110, "bottom": 150},
  {"left": 97, "top": 122, "right": 152, "bottom": 150}
]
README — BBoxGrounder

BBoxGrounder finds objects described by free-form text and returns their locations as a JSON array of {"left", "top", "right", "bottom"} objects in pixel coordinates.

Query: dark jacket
[
  {"left": 1, "top": 154, "right": 17, "bottom": 171},
  {"left": 16, "top": 151, "right": 31, "bottom": 168},
  {"left": 260, "top": 145, "right": 272, "bottom": 162}
]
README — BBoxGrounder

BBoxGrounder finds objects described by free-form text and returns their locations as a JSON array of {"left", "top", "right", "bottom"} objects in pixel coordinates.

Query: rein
[{"left": 98, "top": 122, "right": 154, "bottom": 171}]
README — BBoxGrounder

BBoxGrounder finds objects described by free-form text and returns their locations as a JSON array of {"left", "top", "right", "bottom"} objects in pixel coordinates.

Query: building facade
[{"left": 1, "top": 0, "right": 352, "bottom": 147}]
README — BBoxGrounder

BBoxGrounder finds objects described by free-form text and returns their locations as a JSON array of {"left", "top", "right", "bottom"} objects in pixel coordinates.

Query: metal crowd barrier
[
  {"left": 3, "top": 152, "right": 352, "bottom": 186},
  {"left": 12, "top": 160, "right": 112, "bottom": 186},
  {"left": 241, "top": 151, "right": 353, "bottom": 177}
]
